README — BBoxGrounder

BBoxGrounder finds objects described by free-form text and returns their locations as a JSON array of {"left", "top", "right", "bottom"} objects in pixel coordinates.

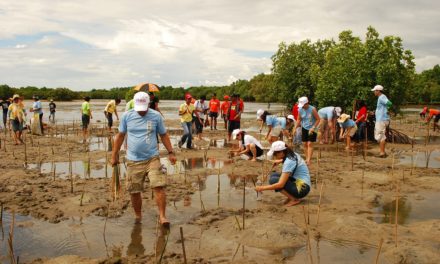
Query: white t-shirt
[
  {"left": 194, "top": 100, "right": 208, "bottom": 119},
  {"left": 239, "top": 134, "right": 263, "bottom": 149}
]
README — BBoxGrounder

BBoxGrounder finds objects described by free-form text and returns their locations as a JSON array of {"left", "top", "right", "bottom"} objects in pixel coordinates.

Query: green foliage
[
  {"left": 409, "top": 65, "right": 440, "bottom": 103},
  {"left": 0, "top": 84, "right": 14, "bottom": 99},
  {"left": 272, "top": 26, "right": 415, "bottom": 112}
]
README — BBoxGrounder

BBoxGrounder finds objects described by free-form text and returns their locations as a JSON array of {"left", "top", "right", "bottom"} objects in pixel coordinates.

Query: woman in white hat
[
  {"left": 337, "top": 114, "right": 358, "bottom": 150},
  {"left": 317, "top": 106, "right": 342, "bottom": 144},
  {"left": 255, "top": 141, "right": 311, "bottom": 206},
  {"left": 229, "top": 129, "right": 264, "bottom": 161},
  {"left": 256, "top": 109, "right": 287, "bottom": 144}
]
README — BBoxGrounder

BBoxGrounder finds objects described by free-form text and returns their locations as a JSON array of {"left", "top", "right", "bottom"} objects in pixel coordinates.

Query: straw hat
[{"left": 337, "top": 113, "right": 350, "bottom": 123}]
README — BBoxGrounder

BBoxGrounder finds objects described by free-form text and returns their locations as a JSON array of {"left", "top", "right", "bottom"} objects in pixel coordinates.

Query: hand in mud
[{"left": 255, "top": 186, "right": 263, "bottom": 192}]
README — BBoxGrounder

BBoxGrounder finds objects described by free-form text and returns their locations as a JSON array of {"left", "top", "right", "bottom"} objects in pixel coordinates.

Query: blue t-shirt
[
  {"left": 33, "top": 101, "right": 43, "bottom": 114},
  {"left": 266, "top": 115, "right": 286, "bottom": 129},
  {"left": 119, "top": 109, "right": 166, "bottom": 161},
  {"left": 339, "top": 119, "right": 356, "bottom": 128},
  {"left": 299, "top": 105, "right": 316, "bottom": 130},
  {"left": 282, "top": 153, "right": 311, "bottom": 187},
  {"left": 318, "top": 106, "right": 335, "bottom": 120},
  {"left": 375, "top": 94, "right": 390, "bottom": 122}
]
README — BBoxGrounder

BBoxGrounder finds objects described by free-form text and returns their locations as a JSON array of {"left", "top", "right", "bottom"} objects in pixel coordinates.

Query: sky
[{"left": 1, "top": 0, "right": 439, "bottom": 91}]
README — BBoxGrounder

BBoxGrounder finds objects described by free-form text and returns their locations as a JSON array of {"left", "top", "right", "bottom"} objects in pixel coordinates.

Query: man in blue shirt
[
  {"left": 32, "top": 96, "right": 44, "bottom": 134},
  {"left": 372, "top": 85, "right": 392, "bottom": 157},
  {"left": 111, "top": 92, "right": 176, "bottom": 226}
]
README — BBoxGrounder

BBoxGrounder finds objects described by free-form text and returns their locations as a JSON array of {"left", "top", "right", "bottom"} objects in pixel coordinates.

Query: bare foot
[
  {"left": 285, "top": 199, "right": 302, "bottom": 207},
  {"left": 251, "top": 158, "right": 257, "bottom": 162},
  {"left": 283, "top": 198, "right": 291, "bottom": 205},
  {"left": 160, "top": 217, "right": 170, "bottom": 229},
  {"left": 134, "top": 216, "right": 142, "bottom": 224}
]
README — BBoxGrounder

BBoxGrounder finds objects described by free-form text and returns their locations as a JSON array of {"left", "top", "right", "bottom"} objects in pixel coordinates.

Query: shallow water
[
  {"left": 370, "top": 192, "right": 440, "bottom": 225},
  {"left": 398, "top": 150, "right": 440, "bottom": 169}
]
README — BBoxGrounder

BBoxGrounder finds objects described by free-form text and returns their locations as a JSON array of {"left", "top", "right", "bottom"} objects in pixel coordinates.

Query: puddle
[
  {"left": 413, "top": 136, "right": 440, "bottom": 144},
  {"left": 399, "top": 150, "right": 440, "bottom": 168},
  {"left": 0, "top": 208, "right": 195, "bottom": 263},
  {"left": 370, "top": 192, "right": 440, "bottom": 225},
  {"left": 284, "top": 238, "right": 386, "bottom": 264},
  {"left": 177, "top": 173, "right": 259, "bottom": 210}
]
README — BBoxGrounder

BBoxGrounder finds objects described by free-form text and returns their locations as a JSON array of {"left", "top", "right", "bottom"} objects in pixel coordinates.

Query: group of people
[
  {"left": 420, "top": 106, "right": 440, "bottom": 131},
  {"left": 0, "top": 95, "right": 57, "bottom": 144},
  {"left": 177, "top": 93, "right": 244, "bottom": 149}
]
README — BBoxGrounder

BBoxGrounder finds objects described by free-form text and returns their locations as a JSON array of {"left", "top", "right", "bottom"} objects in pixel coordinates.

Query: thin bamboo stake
[
  {"left": 105, "top": 153, "right": 108, "bottom": 178},
  {"left": 8, "top": 211, "right": 16, "bottom": 264},
  {"left": 302, "top": 206, "right": 314, "bottom": 264},
  {"left": 69, "top": 152, "right": 73, "bottom": 193},
  {"left": 197, "top": 175, "right": 205, "bottom": 212},
  {"left": 180, "top": 227, "right": 188, "bottom": 264},
  {"left": 374, "top": 238, "right": 384, "bottom": 264},
  {"left": 395, "top": 183, "right": 399, "bottom": 248},
  {"left": 242, "top": 177, "right": 246, "bottom": 230},
  {"left": 0, "top": 203, "right": 3, "bottom": 222},
  {"left": 316, "top": 181, "right": 325, "bottom": 227},
  {"left": 234, "top": 215, "right": 242, "bottom": 230}
]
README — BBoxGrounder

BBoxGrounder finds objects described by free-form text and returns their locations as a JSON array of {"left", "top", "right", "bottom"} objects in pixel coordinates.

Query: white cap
[
  {"left": 287, "top": 114, "right": 295, "bottom": 121},
  {"left": 298, "top": 96, "right": 308, "bottom": 108},
  {"left": 133, "top": 92, "right": 150, "bottom": 111},
  {"left": 371, "top": 85, "right": 384, "bottom": 91},
  {"left": 267, "top": 141, "right": 287, "bottom": 156},
  {"left": 232, "top": 129, "right": 241, "bottom": 140},
  {"left": 256, "top": 109, "right": 264, "bottom": 120},
  {"left": 334, "top": 107, "right": 342, "bottom": 117}
]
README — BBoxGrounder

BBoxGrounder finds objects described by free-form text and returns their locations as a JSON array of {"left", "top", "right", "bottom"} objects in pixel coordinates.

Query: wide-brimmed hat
[
  {"left": 12, "top": 94, "right": 20, "bottom": 100},
  {"left": 337, "top": 113, "right": 350, "bottom": 123}
]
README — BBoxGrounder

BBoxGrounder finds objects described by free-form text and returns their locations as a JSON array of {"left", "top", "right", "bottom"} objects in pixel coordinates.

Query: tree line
[{"left": 1, "top": 26, "right": 439, "bottom": 110}]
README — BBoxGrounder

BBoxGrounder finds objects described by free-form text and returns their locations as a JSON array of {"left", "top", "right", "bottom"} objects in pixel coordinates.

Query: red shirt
[
  {"left": 220, "top": 101, "right": 229, "bottom": 114},
  {"left": 228, "top": 100, "right": 243, "bottom": 121},
  {"left": 209, "top": 99, "right": 220, "bottom": 113},
  {"left": 292, "top": 103, "right": 299, "bottom": 121},
  {"left": 357, "top": 106, "right": 367, "bottom": 122}
]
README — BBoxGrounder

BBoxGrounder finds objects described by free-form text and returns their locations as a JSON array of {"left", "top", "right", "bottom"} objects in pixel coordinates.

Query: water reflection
[{"left": 126, "top": 224, "right": 145, "bottom": 257}]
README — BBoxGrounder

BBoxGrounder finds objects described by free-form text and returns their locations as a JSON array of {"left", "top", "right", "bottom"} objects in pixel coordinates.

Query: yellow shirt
[
  {"left": 179, "top": 103, "right": 194, "bottom": 123},
  {"left": 8, "top": 103, "right": 23, "bottom": 121},
  {"left": 105, "top": 100, "right": 116, "bottom": 114}
]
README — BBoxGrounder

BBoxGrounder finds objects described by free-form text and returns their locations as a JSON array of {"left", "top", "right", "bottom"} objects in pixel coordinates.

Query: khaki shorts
[
  {"left": 271, "top": 125, "right": 283, "bottom": 137},
  {"left": 126, "top": 157, "right": 166, "bottom": 193},
  {"left": 374, "top": 121, "right": 390, "bottom": 142},
  {"left": 346, "top": 125, "right": 358, "bottom": 138}
]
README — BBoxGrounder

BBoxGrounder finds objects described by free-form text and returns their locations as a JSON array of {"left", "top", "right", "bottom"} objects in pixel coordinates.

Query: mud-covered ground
[{"left": 0, "top": 113, "right": 440, "bottom": 264}]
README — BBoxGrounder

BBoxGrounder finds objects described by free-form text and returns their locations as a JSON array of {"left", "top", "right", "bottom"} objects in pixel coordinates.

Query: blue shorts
[
  {"left": 11, "top": 119, "right": 23, "bottom": 132},
  {"left": 269, "top": 172, "right": 310, "bottom": 199},
  {"left": 82, "top": 114, "right": 90, "bottom": 128}
]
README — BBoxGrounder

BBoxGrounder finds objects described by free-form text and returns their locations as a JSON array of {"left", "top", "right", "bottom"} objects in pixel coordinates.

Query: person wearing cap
[
  {"left": 8, "top": 94, "right": 25, "bottom": 144},
  {"left": 227, "top": 94, "right": 244, "bottom": 141},
  {"left": 355, "top": 100, "right": 368, "bottom": 142},
  {"left": 372, "top": 85, "right": 392, "bottom": 157},
  {"left": 194, "top": 95, "right": 209, "bottom": 140},
  {"left": 48, "top": 99, "right": 56, "bottom": 123},
  {"left": 111, "top": 91, "right": 176, "bottom": 226},
  {"left": 426, "top": 108, "right": 440, "bottom": 131},
  {"left": 208, "top": 93, "right": 220, "bottom": 130},
  {"left": 229, "top": 129, "right": 264, "bottom": 161},
  {"left": 292, "top": 97, "right": 320, "bottom": 165},
  {"left": 220, "top": 95, "right": 230, "bottom": 129},
  {"left": 104, "top": 98, "right": 121, "bottom": 132},
  {"left": 256, "top": 109, "right": 286, "bottom": 144},
  {"left": 81, "top": 96, "right": 93, "bottom": 141},
  {"left": 178, "top": 94, "right": 195, "bottom": 149},
  {"left": 337, "top": 114, "right": 358, "bottom": 150},
  {"left": 255, "top": 141, "right": 311, "bottom": 206},
  {"left": 31, "top": 95, "right": 44, "bottom": 135},
  {"left": 1, "top": 97, "right": 11, "bottom": 130},
  {"left": 317, "top": 106, "right": 342, "bottom": 144}
]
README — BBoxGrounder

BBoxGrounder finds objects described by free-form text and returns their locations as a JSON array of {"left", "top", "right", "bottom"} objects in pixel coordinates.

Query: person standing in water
[
  {"left": 81, "top": 96, "right": 92, "bottom": 141},
  {"left": 104, "top": 98, "right": 121, "bottom": 132},
  {"left": 49, "top": 99, "right": 56, "bottom": 123}
]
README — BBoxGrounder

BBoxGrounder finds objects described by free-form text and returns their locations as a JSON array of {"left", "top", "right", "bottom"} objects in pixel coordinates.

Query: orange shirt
[
  {"left": 209, "top": 99, "right": 220, "bottom": 113},
  {"left": 428, "top": 109, "right": 440, "bottom": 118},
  {"left": 221, "top": 101, "right": 230, "bottom": 114}
]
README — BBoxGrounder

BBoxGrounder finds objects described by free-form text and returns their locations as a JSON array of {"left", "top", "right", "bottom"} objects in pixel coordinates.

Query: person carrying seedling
[
  {"left": 111, "top": 92, "right": 176, "bottom": 226},
  {"left": 229, "top": 129, "right": 264, "bottom": 161},
  {"left": 337, "top": 114, "right": 358, "bottom": 150},
  {"left": 255, "top": 141, "right": 311, "bottom": 206}
]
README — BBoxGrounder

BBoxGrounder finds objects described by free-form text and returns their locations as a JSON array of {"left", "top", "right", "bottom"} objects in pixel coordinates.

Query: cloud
[{"left": 0, "top": 0, "right": 439, "bottom": 90}]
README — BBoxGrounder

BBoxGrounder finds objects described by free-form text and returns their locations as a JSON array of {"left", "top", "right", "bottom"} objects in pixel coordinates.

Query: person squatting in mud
[{"left": 255, "top": 141, "right": 311, "bottom": 206}]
